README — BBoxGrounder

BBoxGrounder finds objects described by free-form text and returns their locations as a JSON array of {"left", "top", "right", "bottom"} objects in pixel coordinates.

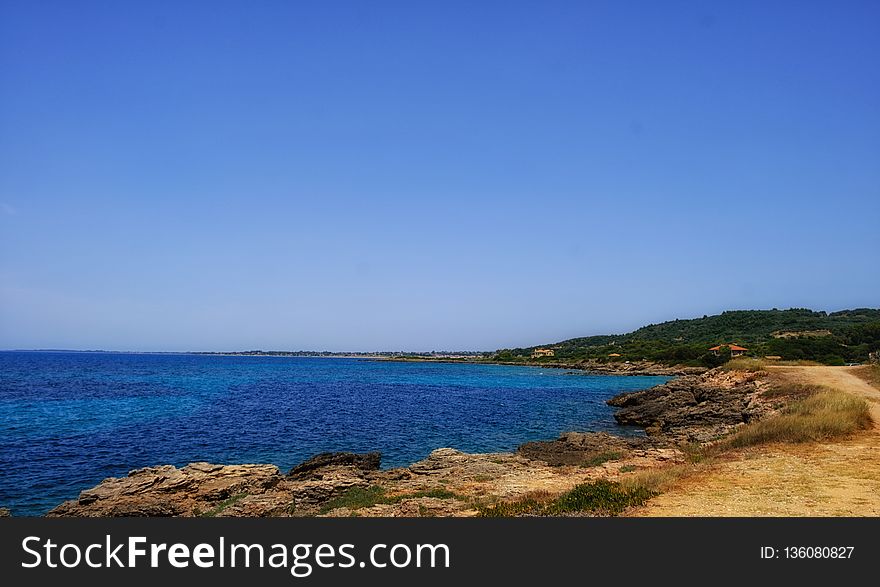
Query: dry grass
[
  {"left": 717, "top": 389, "right": 872, "bottom": 450},
  {"left": 722, "top": 358, "right": 825, "bottom": 372},
  {"left": 619, "top": 464, "right": 700, "bottom": 493},
  {"left": 760, "top": 382, "right": 825, "bottom": 400},
  {"left": 853, "top": 364, "right": 880, "bottom": 391},
  {"left": 775, "top": 360, "right": 824, "bottom": 366}
]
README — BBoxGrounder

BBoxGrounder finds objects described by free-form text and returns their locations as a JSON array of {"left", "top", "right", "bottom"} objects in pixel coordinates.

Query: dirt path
[{"left": 633, "top": 366, "right": 880, "bottom": 516}]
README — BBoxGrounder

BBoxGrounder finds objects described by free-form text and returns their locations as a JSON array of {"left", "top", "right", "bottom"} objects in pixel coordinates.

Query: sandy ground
[{"left": 633, "top": 366, "right": 880, "bottom": 516}]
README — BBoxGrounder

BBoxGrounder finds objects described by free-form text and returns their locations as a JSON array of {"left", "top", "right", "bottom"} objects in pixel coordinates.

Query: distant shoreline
[
  {"left": 1, "top": 348, "right": 698, "bottom": 376},
  {"left": 375, "top": 355, "right": 703, "bottom": 377}
]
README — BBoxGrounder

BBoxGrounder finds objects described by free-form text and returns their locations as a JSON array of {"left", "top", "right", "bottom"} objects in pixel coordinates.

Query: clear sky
[{"left": 1, "top": 1, "right": 878, "bottom": 352}]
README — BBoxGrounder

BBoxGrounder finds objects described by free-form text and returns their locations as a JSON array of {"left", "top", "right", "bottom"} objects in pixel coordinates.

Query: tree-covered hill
[{"left": 494, "top": 308, "right": 880, "bottom": 366}]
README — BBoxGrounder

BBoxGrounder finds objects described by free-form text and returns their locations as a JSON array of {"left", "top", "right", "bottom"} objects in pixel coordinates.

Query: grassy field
[{"left": 718, "top": 388, "right": 871, "bottom": 449}]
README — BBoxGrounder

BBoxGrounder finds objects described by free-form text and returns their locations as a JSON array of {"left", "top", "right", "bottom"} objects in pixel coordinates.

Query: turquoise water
[{"left": 0, "top": 351, "right": 668, "bottom": 515}]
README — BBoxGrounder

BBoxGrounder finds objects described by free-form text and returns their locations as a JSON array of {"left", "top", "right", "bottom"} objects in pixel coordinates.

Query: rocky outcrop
[
  {"left": 46, "top": 442, "right": 685, "bottom": 518},
  {"left": 606, "top": 368, "right": 773, "bottom": 442},
  {"left": 406, "top": 448, "right": 522, "bottom": 482},
  {"left": 47, "top": 457, "right": 388, "bottom": 518},
  {"left": 48, "top": 463, "right": 284, "bottom": 517},
  {"left": 289, "top": 451, "right": 381, "bottom": 479}
]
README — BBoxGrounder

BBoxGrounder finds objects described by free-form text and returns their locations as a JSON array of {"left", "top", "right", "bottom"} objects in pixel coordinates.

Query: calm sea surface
[{"left": 0, "top": 351, "right": 669, "bottom": 515}]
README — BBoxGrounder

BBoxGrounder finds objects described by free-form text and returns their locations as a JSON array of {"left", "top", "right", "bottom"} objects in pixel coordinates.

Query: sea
[{"left": 0, "top": 351, "right": 669, "bottom": 516}]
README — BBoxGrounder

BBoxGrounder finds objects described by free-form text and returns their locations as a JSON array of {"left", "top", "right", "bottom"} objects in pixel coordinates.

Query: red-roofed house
[{"left": 709, "top": 344, "right": 748, "bottom": 357}]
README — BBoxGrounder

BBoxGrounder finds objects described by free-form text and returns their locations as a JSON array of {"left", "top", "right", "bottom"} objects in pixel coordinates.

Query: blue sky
[{"left": 1, "top": 1, "right": 878, "bottom": 351}]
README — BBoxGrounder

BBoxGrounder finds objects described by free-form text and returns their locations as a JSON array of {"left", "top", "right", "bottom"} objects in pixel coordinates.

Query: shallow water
[{"left": 0, "top": 351, "right": 668, "bottom": 515}]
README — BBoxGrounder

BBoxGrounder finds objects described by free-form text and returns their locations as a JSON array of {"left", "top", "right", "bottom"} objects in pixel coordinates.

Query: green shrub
[
  {"left": 320, "top": 486, "right": 387, "bottom": 513},
  {"left": 701, "top": 348, "right": 730, "bottom": 368},
  {"left": 200, "top": 493, "right": 248, "bottom": 517},
  {"left": 552, "top": 479, "right": 655, "bottom": 515},
  {"left": 478, "top": 479, "right": 656, "bottom": 517},
  {"left": 581, "top": 451, "right": 624, "bottom": 467}
]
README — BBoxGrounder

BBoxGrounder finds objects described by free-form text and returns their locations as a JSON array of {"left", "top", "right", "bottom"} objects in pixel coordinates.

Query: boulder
[{"left": 288, "top": 452, "right": 381, "bottom": 479}]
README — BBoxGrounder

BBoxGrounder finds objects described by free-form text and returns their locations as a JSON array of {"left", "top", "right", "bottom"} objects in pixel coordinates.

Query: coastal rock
[
  {"left": 0, "top": 507, "right": 10, "bottom": 517},
  {"left": 408, "top": 448, "right": 518, "bottom": 481},
  {"left": 288, "top": 451, "right": 381, "bottom": 479},
  {"left": 409, "top": 448, "right": 476, "bottom": 474},
  {"left": 48, "top": 463, "right": 283, "bottom": 517},
  {"left": 45, "top": 442, "right": 688, "bottom": 517},
  {"left": 606, "top": 369, "right": 772, "bottom": 442},
  {"left": 47, "top": 453, "right": 385, "bottom": 518}
]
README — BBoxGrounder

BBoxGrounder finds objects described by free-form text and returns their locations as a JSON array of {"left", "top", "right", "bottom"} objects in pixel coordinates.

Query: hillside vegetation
[{"left": 495, "top": 308, "right": 880, "bottom": 367}]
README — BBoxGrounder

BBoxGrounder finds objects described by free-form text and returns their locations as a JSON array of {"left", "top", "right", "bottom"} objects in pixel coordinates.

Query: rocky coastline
[
  {"left": 41, "top": 367, "right": 769, "bottom": 517},
  {"left": 498, "top": 359, "right": 706, "bottom": 376},
  {"left": 379, "top": 356, "right": 706, "bottom": 376}
]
